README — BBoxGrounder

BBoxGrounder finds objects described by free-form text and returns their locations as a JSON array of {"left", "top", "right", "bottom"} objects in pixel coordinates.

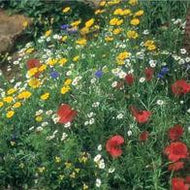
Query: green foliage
[
  {"left": 0, "top": 0, "right": 94, "bottom": 38},
  {"left": 141, "top": 0, "right": 189, "bottom": 50},
  {"left": 0, "top": 0, "right": 190, "bottom": 189}
]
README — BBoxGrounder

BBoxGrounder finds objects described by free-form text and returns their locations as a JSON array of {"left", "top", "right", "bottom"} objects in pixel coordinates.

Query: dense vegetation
[{"left": 0, "top": 0, "right": 190, "bottom": 189}]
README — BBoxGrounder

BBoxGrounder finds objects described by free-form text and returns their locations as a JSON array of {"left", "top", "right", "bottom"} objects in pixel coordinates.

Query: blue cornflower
[
  {"left": 157, "top": 66, "right": 169, "bottom": 79},
  {"left": 157, "top": 73, "right": 164, "bottom": 79},
  {"left": 160, "top": 66, "right": 169, "bottom": 75},
  {"left": 95, "top": 70, "right": 103, "bottom": 78},
  {"left": 50, "top": 71, "right": 59, "bottom": 79},
  {"left": 61, "top": 24, "right": 70, "bottom": 30}
]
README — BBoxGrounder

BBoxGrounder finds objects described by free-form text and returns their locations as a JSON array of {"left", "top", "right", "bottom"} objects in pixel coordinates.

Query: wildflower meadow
[{"left": 0, "top": 0, "right": 190, "bottom": 189}]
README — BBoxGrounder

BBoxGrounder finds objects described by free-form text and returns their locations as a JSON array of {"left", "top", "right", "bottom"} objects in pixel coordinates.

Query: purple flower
[
  {"left": 50, "top": 71, "right": 59, "bottom": 79},
  {"left": 157, "top": 73, "right": 164, "bottom": 79},
  {"left": 67, "top": 27, "right": 78, "bottom": 34},
  {"left": 95, "top": 70, "right": 103, "bottom": 78},
  {"left": 161, "top": 66, "right": 169, "bottom": 74},
  {"left": 61, "top": 24, "right": 70, "bottom": 30},
  {"left": 157, "top": 66, "right": 169, "bottom": 79}
]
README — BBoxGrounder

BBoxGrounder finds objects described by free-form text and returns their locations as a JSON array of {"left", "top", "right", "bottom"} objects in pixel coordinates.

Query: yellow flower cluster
[
  {"left": 25, "top": 48, "right": 34, "bottom": 54},
  {"left": 40, "top": 92, "right": 50, "bottom": 100},
  {"left": 27, "top": 64, "right": 46, "bottom": 78},
  {"left": 61, "top": 86, "right": 71, "bottom": 95},
  {"left": 109, "top": 18, "right": 123, "bottom": 26},
  {"left": 2, "top": 88, "right": 33, "bottom": 119},
  {"left": 129, "top": 0, "right": 138, "bottom": 6},
  {"left": 0, "top": 102, "right": 4, "bottom": 108},
  {"left": 80, "top": 18, "right": 95, "bottom": 36},
  {"left": 55, "top": 156, "right": 61, "bottom": 163},
  {"left": 95, "top": 9, "right": 105, "bottom": 15},
  {"left": 113, "top": 28, "right": 122, "bottom": 35},
  {"left": 23, "top": 20, "right": 28, "bottom": 28},
  {"left": 47, "top": 58, "right": 58, "bottom": 66},
  {"left": 130, "top": 18, "right": 140, "bottom": 26},
  {"left": 71, "top": 20, "right": 81, "bottom": 27},
  {"left": 39, "top": 64, "right": 47, "bottom": 72},
  {"left": 144, "top": 40, "right": 156, "bottom": 51},
  {"left": 3, "top": 96, "right": 13, "bottom": 103},
  {"left": 76, "top": 38, "right": 87, "bottom": 46},
  {"left": 13, "top": 102, "right": 21, "bottom": 108},
  {"left": 36, "top": 115, "right": 43, "bottom": 122},
  {"left": 134, "top": 10, "right": 144, "bottom": 17},
  {"left": 6, "top": 110, "right": 15, "bottom": 119},
  {"left": 59, "top": 58, "right": 68, "bottom": 66},
  {"left": 27, "top": 68, "right": 38, "bottom": 77},
  {"left": 17, "top": 91, "right": 32, "bottom": 99},
  {"left": 80, "top": 27, "right": 90, "bottom": 35},
  {"left": 61, "top": 79, "right": 72, "bottom": 95},
  {"left": 78, "top": 152, "right": 89, "bottom": 164},
  {"left": 45, "top": 30, "right": 52, "bottom": 37},
  {"left": 28, "top": 78, "right": 41, "bottom": 89},
  {"left": 113, "top": 8, "right": 131, "bottom": 16},
  {"left": 7, "top": 88, "right": 17, "bottom": 95},
  {"left": 62, "top": 35, "right": 68, "bottom": 42},
  {"left": 85, "top": 18, "right": 94, "bottom": 28},
  {"left": 116, "top": 51, "right": 131, "bottom": 65},
  {"left": 73, "top": 56, "right": 80, "bottom": 62},
  {"left": 127, "top": 30, "right": 139, "bottom": 39},
  {"left": 105, "top": 36, "right": 114, "bottom": 42},
  {"left": 99, "top": 1, "right": 106, "bottom": 7},
  {"left": 38, "top": 166, "right": 46, "bottom": 173},
  {"left": 107, "top": 0, "right": 121, "bottom": 6},
  {"left": 62, "top": 6, "right": 71, "bottom": 13}
]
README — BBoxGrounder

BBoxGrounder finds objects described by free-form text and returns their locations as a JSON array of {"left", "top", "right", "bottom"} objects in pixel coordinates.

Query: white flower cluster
[
  {"left": 93, "top": 154, "right": 105, "bottom": 169},
  {"left": 84, "top": 112, "right": 95, "bottom": 126}
]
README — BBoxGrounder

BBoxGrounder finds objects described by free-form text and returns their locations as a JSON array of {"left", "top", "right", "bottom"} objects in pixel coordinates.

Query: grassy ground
[{"left": 0, "top": 0, "right": 190, "bottom": 189}]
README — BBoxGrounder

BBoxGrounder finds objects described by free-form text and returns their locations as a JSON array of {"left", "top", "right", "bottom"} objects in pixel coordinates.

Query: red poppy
[
  {"left": 168, "top": 125, "right": 183, "bottom": 141},
  {"left": 57, "top": 104, "right": 77, "bottom": 124},
  {"left": 185, "top": 176, "right": 190, "bottom": 184},
  {"left": 139, "top": 131, "right": 149, "bottom": 142},
  {"left": 106, "top": 135, "right": 124, "bottom": 158},
  {"left": 130, "top": 106, "right": 151, "bottom": 124},
  {"left": 27, "top": 59, "right": 41, "bottom": 78},
  {"left": 27, "top": 59, "right": 41, "bottom": 69},
  {"left": 164, "top": 142, "right": 188, "bottom": 162},
  {"left": 168, "top": 161, "right": 184, "bottom": 171},
  {"left": 145, "top": 67, "right": 154, "bottom": 81},
  {"left": 125, "top": 74, "right": 134, "bottom": 85},
  {"left": 172, "top": 178, "right": 189, "bottom": 190},
  {"left": 171, "top": 80, "right": 190, "bottom": 96}
]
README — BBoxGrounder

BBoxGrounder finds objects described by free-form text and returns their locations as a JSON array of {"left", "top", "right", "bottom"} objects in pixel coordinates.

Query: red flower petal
[
  {"left": 164, "top": 142, "right": 188, "bottom": 162},
  {"left": 185, "top": 176, "right": 190, "bottom": 184},
  {"left": 27, "top": 59, "right": 41, "bottom": 69},
  {"left": 130, "top": 106, "right": 151, "bottom": 124},
  {"left": 27, "top": 58, "right": 42, "bottom": 78},
  {"left": 168, "top": 161, "right": 184, "bottom": 171},
  {"left": 125, "top": 74, "right": 134, "bottom": 85},
  {"left": 106, "top": 135, "right": 124, "bottom": 158},
  {"left": 168, "top": 124, "right": 183, "bottom": 141},
  {"left": 172, "top": 178, "right": 189, "bottom": 190},
  {"left": 139, "top": 131, "right": 149, "bottom": 142},
  {"left": 145, "top": 67, "right": 154, "bottom": 81},
  {"left": 171, "top": 80, "right": 190, "bottom": 95},
  {"left": 57, "top": 104, "right": 77, "bottom": 124}
]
